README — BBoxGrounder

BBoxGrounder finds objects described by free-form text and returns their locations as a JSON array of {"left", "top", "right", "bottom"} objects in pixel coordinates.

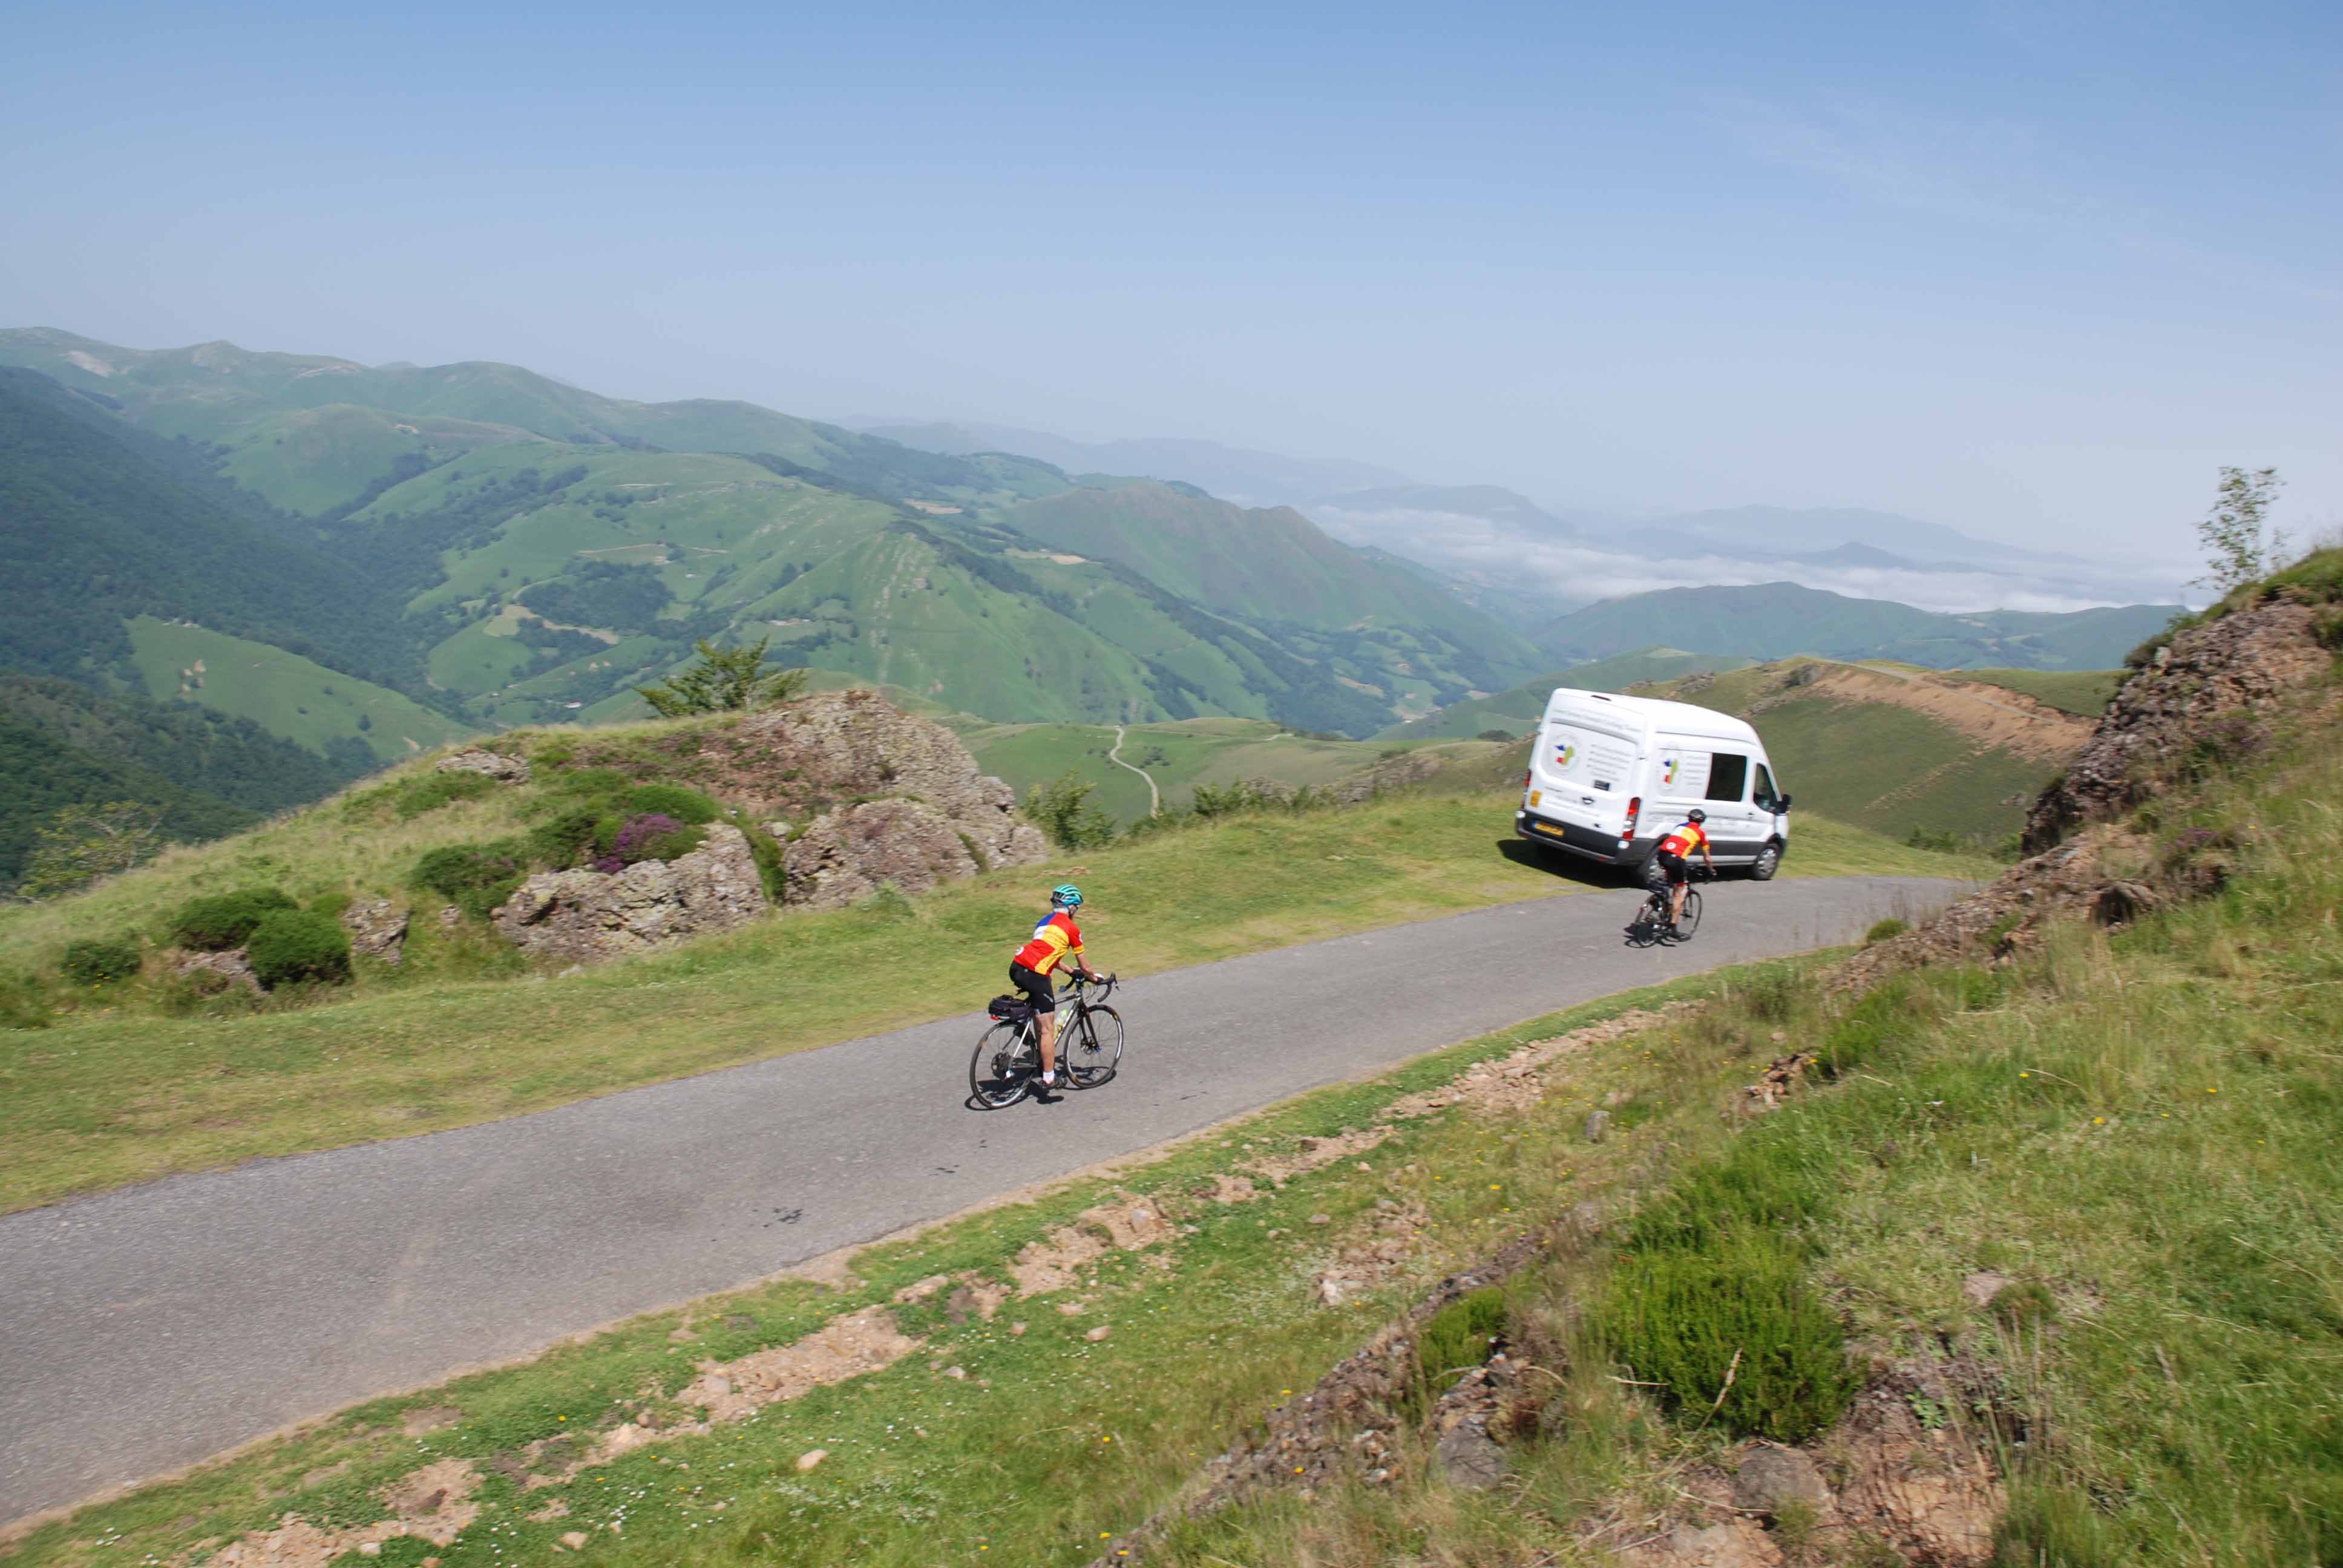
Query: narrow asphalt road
[{"left": 0, "top": 874, "right": 1958, "bottom": 1524}]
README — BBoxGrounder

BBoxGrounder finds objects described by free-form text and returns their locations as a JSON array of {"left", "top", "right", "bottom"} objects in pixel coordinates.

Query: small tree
[
  {"left": 2196, "top": 466, "right": 2287, "bottom": 595},
  {"left": 1024, "top": 770, "right": 1116, "bottom": 849},
  {"left": 18, "top": 802, "right": 164, "bottom": 900},
  {"left": 636, "top": 636, "right": 810, "bottom": 717}
]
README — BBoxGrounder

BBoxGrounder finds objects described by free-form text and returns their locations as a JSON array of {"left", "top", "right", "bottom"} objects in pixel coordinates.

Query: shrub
[
  {"left": 61, "top": 937, "right": 142, "bottom": 986},
  {"left": 1476, "top": 728, "right": 1516, "bottom": 742},
  {"left": 621, "top": 783, "right": 719, "bottom": 824},
  {"left": 1024, "top": 771, "right": 1116, "bottom": 849},
  {"left": 172, "top": 887, "right": 298, "bottom": 951},
  {"left": 246, "top": 910, "right": 353, "bottom": 988},
  {"left": 1864, "top": 917, "right": 1909, "bottom": 945},
  {"left": 1740, "top": 967, "right": 1802, "bottom": 1023},
  {"left": 1598, "top": 1235, "right": 1855, "bottom": 1442},
  {"left": 411, "top": 840, "right": 529, "bottom": 920},
  {"left": 526, "top": 806, "right": 611, "bottom": 869},
  {"left": 393, "top": 770, "right": 499, "bottom": 818}
]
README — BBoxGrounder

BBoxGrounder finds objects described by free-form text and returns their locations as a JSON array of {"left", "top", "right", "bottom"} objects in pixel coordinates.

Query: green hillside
[
  {"left": 217, "top": 404, "right": 544, "bottom": 515},
  {"left": 1948, "top": 665, "right": 2124, "bottom": 716},
  {"left": 0, "top": 367, "right": 422, "bottom": 690},
  {"left": 996, "top": 482, "right": 1541, "bottom": 663},
  {"left": 1381, "top": 647, "right": 1757, "bottom": 740},
  {"left": 126, "top": 618, "right": 473, "bottom": 762},
  {"left": 1641, "top": 659, "right": 2092, "bottom": 845},
  {"left": 0, "top": 716, "right": 252, "bottom": 888},
  {"left": 1536, "top": 581, "right": 2177, "bottom": 671}
]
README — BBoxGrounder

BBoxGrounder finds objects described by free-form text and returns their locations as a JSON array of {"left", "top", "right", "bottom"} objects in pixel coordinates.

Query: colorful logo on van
[
  {"left": 1555, "top": 742, "right": 1577, "bottom": 769},
  {"left": 1660, "top": 756, "right": 1680, "bottom": 785}
]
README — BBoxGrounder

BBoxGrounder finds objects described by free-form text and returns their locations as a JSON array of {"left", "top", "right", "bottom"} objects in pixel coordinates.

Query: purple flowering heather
[{"left": 592, "top": 812, "right": 686, "bottom": 873}]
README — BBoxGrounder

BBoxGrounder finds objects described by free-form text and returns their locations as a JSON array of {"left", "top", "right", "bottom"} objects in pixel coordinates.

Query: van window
[
  {"left": 1752, "top": 764, "right": 1781, "bottom": 812},
  {"left": 1705, "top": 752, "right": 1749, "bottom": 803}
]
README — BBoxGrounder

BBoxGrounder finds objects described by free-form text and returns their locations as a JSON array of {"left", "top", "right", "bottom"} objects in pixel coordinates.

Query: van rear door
[{"left": 1532, "top": 697, "right": 1645, "bottom": 844}]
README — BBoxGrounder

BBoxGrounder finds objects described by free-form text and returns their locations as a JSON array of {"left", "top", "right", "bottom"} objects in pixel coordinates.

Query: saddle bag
[{"left": 987, "top": 994, "right": 1033, "bottom": 1022}]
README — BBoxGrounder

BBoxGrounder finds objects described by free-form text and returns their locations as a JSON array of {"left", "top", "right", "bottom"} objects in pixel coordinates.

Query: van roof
[{"left": 1544, "top": 687, "right": 1763, "bottom": 745}]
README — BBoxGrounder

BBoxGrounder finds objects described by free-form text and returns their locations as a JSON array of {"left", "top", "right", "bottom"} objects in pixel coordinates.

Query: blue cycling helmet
[{"left": 1051, "top": 883, "right": 1083, "bottom": 909}]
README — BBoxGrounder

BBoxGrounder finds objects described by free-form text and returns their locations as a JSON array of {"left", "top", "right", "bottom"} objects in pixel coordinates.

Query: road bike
[
  {"left": 968, "top": 973, "right": 1124, "bottom": 1109},
  {"left": 1624, "top": 869, "right": 1707, "bottom": 948}
]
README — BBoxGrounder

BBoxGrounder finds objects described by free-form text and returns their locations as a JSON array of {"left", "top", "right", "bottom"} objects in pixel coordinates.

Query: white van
[{"left": 1515, "top": 688, "right": 1794, "bottom": 880}]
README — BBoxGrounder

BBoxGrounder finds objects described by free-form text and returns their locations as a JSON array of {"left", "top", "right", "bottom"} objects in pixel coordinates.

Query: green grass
[
  {"left": 0, "top": 956, "right": 1825, "bottom": 1568},
  {"left": 1947, "top": 665, "right": 2125, "bottom": 717},
  {"left": 0, "top": 708, "right": 1982, "bottom": 1214},
  {"left": 954, "top": 716, "right": 1513, "bottom": 826},
  {"left": 125, "top": 616, "right": 473, "bottom": 763}
]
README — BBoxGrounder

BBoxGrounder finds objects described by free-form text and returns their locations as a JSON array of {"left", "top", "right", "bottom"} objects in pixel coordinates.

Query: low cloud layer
[{"left": 1308, "top": 505, "right": 2178, "bottom": 617}]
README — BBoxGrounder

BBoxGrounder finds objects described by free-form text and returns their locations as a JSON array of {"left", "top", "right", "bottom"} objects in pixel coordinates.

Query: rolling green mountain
[
  {"left": 0, "top": 329, "right": 1073, "bottom": 516},
  {"left": 1535, "top": 581, "right": 2177, "bottom": 671},
  {"left": 340, "top": 443, "right": 1477, "bottom": 736}
]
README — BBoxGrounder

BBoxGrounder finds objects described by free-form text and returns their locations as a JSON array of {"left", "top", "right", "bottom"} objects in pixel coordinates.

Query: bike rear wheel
[
  {"left": 1673, "top": 888, "right": 1703, "bottom": 940},
  {"left": 969, "top": 1021, "right": 1037, "bottom": 1109},
  {"left": 1063, "top": 1005, "right": 1124, "bottom": 1088},
  {"left": 1626, "top": 893, "right": 1666, "bottom": 948}
]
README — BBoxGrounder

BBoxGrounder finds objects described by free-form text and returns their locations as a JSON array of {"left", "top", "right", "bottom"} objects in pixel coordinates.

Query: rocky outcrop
[
  {"left": 783, "top": 799, "right": 980, "bottom": 910},
  {"left": 2022, "top": 600, "right": 2329, "bottom": 854},
  {"left": 491, "top": 825, "right": 764, "bottom": 963},
  {"left": 566, "top": 690, "right": 1046, "bottom": 886},
  {"left": 172, "top": 947, "right": 259, "bottom": 993},
  {"left": 434, "top": 748, "right": 532, "bottom": 783},
  {"left": 341, "top": 899, "right": 409, "bottom": 965}
]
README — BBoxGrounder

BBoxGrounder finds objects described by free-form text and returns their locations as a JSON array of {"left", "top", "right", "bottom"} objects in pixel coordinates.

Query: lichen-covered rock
[
  {"left": 783, "top": 799, "right": 979, "bottom": 910},
  {"left": 435, "top": 748, "right": 532, "bottom": 783},
  {"left": 341, "top": 899, "right": 410, "bottom": 965},
  {"left": 2023, "top": 600, "right": 2328, "bottom": 854},
  {"left": 492, "top": 825, "right": 764, "bottom": 963},
  {"left": 174, "top": 947, "right": 260, "bottom": 993},
  {"left": 565, "top": 690, "right": 1044, "bottom": 874}
]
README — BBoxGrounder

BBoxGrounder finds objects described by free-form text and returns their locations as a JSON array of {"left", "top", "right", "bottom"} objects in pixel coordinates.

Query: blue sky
[{"left": 5, "top": 0, "right": 2336, "bottom": 569}]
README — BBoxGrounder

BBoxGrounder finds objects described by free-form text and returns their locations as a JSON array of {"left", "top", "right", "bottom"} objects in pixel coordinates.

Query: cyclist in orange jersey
[
  {"left": 1651, "top": 809, "right": 1715, "bottom": 933},
  {"left": 1010, "top": 883, "right": 1103, "bottom": 1090}
]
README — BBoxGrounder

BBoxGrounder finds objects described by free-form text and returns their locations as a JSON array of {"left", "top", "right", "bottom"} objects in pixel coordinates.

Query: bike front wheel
[
  {"left": 969, "top": 1021, "right": 1037, "bottom": 1109},
  {"left": 1672, "top": 889, "right": 1703, "bottom": 941},
  {"left": 1063, "top": 1005, "right": 1124, "bottom": 1089}
]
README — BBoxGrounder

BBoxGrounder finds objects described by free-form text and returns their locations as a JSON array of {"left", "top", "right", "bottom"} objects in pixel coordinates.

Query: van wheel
[{"left": 1749, "top": 841, "right": 1781, "bottom": 881}]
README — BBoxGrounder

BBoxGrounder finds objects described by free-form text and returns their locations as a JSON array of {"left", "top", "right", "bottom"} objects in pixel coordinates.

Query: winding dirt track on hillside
[{"left": 1109, "top": 724, "right": 1162, "bottom": 816}]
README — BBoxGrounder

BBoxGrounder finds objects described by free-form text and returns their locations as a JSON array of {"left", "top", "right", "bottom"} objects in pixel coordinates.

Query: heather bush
[{"left": 411, "top": 840, "right": 529, "bottom": 920}]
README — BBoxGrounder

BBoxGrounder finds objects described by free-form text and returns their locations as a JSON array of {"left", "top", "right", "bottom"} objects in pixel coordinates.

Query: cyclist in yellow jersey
[
  {"left": 1010, "top": 884, "right": 1103, "bottom": 1089},
  {"left": 1652, "top": 809, "right": 1715, "bottom": 933}
]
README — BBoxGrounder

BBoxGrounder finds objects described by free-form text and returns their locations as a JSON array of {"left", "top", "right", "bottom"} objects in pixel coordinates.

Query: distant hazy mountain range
[
  {"left": 867, "top": 416, "right": 2184, "bottom": 621},
  {"left": 846, "top": 418, "right": 1410, "bottom": 508}
]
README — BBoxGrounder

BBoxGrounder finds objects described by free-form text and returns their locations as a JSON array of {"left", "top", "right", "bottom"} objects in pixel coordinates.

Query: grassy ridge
[{"left": 1945, "top": 665, "right": 2123, "bottom": 717}]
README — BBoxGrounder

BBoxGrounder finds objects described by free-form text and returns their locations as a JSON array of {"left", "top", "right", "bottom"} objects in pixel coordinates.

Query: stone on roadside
[
  {"left": 796, "top": 1449, "right": 827, "bottom": 1472},
  {"left": 435, "top": 748, "right": 531, "bottom": 783},
  {"left": 1732, "top": 1443, "right": 1831, "bottom": 1516}
]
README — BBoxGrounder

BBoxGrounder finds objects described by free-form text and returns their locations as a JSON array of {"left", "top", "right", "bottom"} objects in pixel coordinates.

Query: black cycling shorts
[
  {"left": 1009, "top": 961, "right": 1056, "bottom": 1013},
  {"left": 1653, "top": 851, "right": 1689, "bottom": 887}
]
